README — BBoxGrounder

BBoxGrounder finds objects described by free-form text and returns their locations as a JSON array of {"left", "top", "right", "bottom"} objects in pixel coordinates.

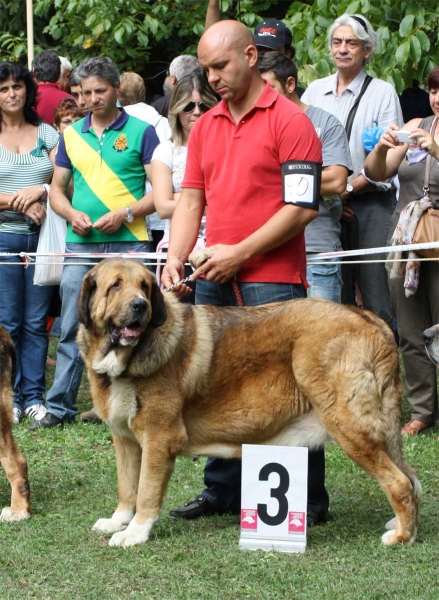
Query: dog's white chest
[{"left": 107, "top": 378, "right": 137, "bottom": 438}]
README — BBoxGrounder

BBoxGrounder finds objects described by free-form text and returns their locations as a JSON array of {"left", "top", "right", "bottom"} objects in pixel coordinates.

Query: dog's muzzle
[{"left": 109, "top": 298, "right": 148, "bottom": 345}]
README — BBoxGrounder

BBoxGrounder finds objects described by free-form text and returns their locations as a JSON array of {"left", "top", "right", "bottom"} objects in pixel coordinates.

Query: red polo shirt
[
  {"left": 36, "top": 82, "right": 72, "bottom": 127},
  {"left": 183, "top": 81, "right": 322, "bottom": 284},
  {"left": 183, "top": 83, "right": 322, "bottom": 283}
]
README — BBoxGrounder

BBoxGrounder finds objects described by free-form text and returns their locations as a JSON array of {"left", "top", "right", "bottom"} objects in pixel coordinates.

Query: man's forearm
[
  {"left": 50, "top": 187, "right": 75, "bottom": 221},
  {"left": 167, "top": 192, "right": 205, "bottom": 262},
  {"left": 131, "top": 190, "right": 155, "bottom": 218},
  {"left": 205, "top": 0, "right": 221, "bottom": 29},
  {"left": 237, "top": 205, "right": 317, "bottom": 263}
]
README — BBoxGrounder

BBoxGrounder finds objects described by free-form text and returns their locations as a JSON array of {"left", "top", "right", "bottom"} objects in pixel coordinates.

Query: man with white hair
[
  {"left": 302, "top": 14, "right": 403, "bottom": 329},
  {"left": 58, "top": 56, "right": 72, "bottom": 92},
  {"left": 152, "top": 55, "right": 203, "bottom": 117}
]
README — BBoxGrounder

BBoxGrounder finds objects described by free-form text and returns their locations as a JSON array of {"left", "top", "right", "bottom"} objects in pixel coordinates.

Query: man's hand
[
  {"left": 8, "top": 186, "right": 44, "bottom": 212},
  {"left": 191, "top": 244, "right": 245, "bottom": 283},
  {"left": 161, "top": 256, "right": 192, "bottom": 297},
  {"left": 23, "top": 202, "right": 46, "bottom": 226},
  {"left": 93, "top": 209, "right": 126, "bottom": 234},
  {"left": 70, "top": 210, "right": 93, "bottom": 236}
]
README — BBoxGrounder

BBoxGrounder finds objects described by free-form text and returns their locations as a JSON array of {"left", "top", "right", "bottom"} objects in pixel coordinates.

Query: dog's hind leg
[
  {"left": 327, "top": 426, "right": 418, "bottom": 546},
  {"left": 93, "top": 433, "right": 141, "bottom": 534},
  {"left": 0, "top": 430, "right": 30, "bottom": 522}
]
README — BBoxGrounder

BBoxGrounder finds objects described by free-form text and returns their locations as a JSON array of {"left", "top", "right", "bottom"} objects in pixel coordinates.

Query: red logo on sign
[
  {"left": 241, "top": 509, "right": 258, "bottom": 530},
  {"left": 288, "top": 511, "right": 305, "bottom": 534}
]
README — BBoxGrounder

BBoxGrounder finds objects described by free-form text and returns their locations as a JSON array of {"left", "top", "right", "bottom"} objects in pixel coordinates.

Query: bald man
[{"left": 162, "top": 21, "right": 329, "bottom": 526}]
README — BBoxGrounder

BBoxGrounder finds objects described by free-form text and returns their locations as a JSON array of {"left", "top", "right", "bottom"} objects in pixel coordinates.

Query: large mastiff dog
[
  {"left": 0, "top": 325, "right": 30, "bottom": 522},
  {"left": 77, "top": 259, "right": 420, "bottom": 548}
]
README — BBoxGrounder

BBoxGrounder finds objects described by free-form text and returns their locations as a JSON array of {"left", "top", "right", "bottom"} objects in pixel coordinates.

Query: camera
[{"left": 395, "top": 130, "right": 413, "bottom": 144}]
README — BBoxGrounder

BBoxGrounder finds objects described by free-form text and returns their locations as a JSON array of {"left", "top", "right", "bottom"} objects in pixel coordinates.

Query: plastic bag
[
  {"left": 33, "top": 198, "right": 67, "bottom": 286},
  {"left": 362, "top": 126, "right": 384, "bottom": 154}
]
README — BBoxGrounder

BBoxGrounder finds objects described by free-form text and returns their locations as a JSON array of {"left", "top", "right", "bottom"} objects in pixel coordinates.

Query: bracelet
[{"left": 169, "top": 255, "right": 184, "bottom": 268}]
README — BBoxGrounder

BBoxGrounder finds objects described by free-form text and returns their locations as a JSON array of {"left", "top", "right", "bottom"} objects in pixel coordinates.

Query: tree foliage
[{"left": 0, "top": 0, "right": 438, "bottom": 93}]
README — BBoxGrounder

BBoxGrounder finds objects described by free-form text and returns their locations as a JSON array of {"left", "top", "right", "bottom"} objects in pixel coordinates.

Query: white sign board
[{"left": 239, "top": 444, "right": 308, "bottom": 553}]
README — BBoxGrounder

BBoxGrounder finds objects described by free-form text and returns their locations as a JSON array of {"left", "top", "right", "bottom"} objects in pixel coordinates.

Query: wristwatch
[
  {"left": 346, "top": 183, "right": 354, "bottom": 199},
  {"left": 124, "top": 206, "right": 134, "bottom": 223}
]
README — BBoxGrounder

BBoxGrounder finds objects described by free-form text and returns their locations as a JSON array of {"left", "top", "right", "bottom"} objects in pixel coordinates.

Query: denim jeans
[
  {"left": 0, "top": 231, "right": 53, "bottom": 410},
  {"left": 196, "top": 279, "right": 329, "bottom": 516},
  {"left": 46, "top": 241, "right": 153, "bottom": 420},
  {"left": 306, "top": 257, "right": 343, "bottom": 303}
]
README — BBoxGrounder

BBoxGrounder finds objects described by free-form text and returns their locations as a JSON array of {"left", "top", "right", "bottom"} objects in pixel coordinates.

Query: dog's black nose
[
  {"left": 423, "top": 328, "right": 435, "bottom": 345},
  {"left": 130, "top": 298, "right": 147, "bottom": 313}
]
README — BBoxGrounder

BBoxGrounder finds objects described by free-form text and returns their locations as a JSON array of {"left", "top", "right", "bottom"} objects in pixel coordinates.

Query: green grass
[{"left": 0, "top": 339, "right": 437, "bottom": 600}]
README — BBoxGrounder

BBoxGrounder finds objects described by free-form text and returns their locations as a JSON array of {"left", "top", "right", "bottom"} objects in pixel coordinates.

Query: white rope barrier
[{"left": 0, "top": 241, "right": 438, "bottom": 266}]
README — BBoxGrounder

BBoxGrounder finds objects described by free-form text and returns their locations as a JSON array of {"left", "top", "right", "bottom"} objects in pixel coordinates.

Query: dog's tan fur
[
  {"left": 0, "top": 325, "right": 30, "bottom": 521},
  {"left": 77, "top": 259, "right": 420, "bottom": 548}
]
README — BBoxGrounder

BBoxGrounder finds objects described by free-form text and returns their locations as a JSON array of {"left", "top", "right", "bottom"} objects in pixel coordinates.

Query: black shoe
[
  {"left": 29, "top": 412, "right": 74, "bottom": 431},
  {"left": 307, "top": 510, "right": 328, "bottom": 527},
  {"left": 169, "top": 495, "right": 224, "bottom": 520}
]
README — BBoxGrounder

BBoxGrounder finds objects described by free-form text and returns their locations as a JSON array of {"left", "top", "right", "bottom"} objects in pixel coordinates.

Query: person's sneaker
[
  {"left": 29, "top": 412, "right": 74, "bottom": 431},
  {"left": 12, "top": 407, "right": 23, "bottom": 425},
  {"left": 24, "top": 404, "right": 47, "bottom": 422},
  {"left": 169, "top": 495, "right": 226, "bottom": 520}
]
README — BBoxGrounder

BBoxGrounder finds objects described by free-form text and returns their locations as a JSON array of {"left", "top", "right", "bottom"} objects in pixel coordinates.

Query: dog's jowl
[
  {"left": 77, "top": 259, "right": 420, "bottom": 548},
  {"left": 0, "top": 325, "right": 30, "bottom": 521}
]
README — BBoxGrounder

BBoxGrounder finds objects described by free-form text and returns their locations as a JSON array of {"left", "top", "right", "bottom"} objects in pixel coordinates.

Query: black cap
[{"left": 253, "top": 19, "right": 293, "bottom": 51}]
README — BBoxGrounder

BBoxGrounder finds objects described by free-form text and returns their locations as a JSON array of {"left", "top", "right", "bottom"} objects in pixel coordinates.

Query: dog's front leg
[
  {"left": 92, "top": 433, "right": 141, "bottom": 534},
  {"left": 0, "top": 434, "right": 30, "bottom": 522},
  {"left": 108, "top": 435, "right": 176, "bottom": 548}
]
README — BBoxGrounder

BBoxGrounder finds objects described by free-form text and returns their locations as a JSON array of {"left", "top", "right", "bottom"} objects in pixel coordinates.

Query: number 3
[{"left": 257, "top": 462, "right": 290, "bottom": 526}]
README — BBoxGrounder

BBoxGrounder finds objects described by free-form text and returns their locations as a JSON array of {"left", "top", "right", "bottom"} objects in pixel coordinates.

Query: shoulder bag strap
[
  {"left": 344, "top": 75, "right": 373, "bottom": 141},
  {"left": 423, "top": 116, "right": 438, "bottom": 196}
]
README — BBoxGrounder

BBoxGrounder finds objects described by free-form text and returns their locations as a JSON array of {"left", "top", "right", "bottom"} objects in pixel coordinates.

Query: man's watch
[
  {"left": 346, "top": 183, "right": 354, "bottom": 198},
  {"left": 124, "top": 206, "right": 134, "bottom": 223}
]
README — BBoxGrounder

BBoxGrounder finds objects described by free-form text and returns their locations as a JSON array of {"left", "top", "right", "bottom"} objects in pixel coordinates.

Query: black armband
[{"left": 282, "top": 161, "right": 321, "bottom": 211}]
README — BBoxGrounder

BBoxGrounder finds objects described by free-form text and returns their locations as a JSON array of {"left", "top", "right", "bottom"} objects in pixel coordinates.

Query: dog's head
[
  {"left": 77, "top": 259, "right": 167, "bottom": 346},
  {"left": 423, "top": 325, "right": 439, "bottom": 366}
]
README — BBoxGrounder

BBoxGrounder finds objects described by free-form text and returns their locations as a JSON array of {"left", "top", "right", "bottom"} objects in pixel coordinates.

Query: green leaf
[
  {"left": 399, "top": 14, "right": 415, "bottom": 37},
  {"left": 409, "top": 35, "right": 421, "bottom": 64},
  {"left": 114, "top": 27, "right": 124, "bottom": 44},
  {"left": 395, "top": 40, "right": 410, "bottom": 64},
  {"left": 415, "top": 30, "right": 430, "bottom": 52},
  {"left": 345, "top": 1, "right": 360, "bottom": 14}
]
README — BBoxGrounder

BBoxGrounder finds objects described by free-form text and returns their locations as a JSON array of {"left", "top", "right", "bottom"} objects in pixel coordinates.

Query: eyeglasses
[{"left": 182, "top": 101, "right": 210, "bottom": 114}]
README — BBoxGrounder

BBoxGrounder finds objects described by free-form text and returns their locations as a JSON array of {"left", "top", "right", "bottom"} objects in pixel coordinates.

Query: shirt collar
[
  {"left": 323, "top": 69, "right": 367, "bottom": 97},
  {"left": 211, "top": 80, "right": 277, "bottom": 118},
  {"left": 81, "top": 107, "right": 128, "bottom": 133}
]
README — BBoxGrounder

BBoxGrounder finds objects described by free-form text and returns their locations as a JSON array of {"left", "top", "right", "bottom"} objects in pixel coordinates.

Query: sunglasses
[{"left": 182, "top": 101, "right": 210, "bottom": 114}]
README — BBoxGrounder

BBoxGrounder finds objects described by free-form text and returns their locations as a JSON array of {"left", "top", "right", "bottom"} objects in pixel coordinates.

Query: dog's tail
[{"left": 379, "top": 356, "right": 421, "bottom": 502}]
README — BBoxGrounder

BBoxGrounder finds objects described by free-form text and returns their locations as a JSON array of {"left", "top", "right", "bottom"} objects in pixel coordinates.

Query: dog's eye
[
  {"left": 141, "top": 281, "right": 150, "bottom": 295},
  {"left": 108, "top": 280, "right": 121, "bottom": 293}
]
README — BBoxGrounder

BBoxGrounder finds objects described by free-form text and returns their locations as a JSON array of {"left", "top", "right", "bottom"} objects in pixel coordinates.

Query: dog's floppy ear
[
  {"left": 149, "top": 279, "right": 167, "bottom": 327},
  {"left": 77, "top": 269, "right": 97, "bottom": 329}
]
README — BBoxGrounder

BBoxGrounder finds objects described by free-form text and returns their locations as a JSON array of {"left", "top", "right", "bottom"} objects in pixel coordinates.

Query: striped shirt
[{"left": 0, "top": 123, "right": 59, "bottom": 234}]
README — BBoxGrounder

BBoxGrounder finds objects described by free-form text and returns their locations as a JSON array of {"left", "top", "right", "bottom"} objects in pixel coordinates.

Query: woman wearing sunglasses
[{"left": 151, "top": 74, "right": 217, "bottom": 296}]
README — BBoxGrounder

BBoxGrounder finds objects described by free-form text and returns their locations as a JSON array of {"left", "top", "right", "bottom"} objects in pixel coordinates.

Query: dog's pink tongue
[{"left": 120, "top": 326, "right": 141, "bottom": 338}]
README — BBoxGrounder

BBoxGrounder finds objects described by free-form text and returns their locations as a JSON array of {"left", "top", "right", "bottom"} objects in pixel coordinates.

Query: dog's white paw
[
  {"left": 384, "top": 517, "right": 396, "bottom": 531},
  {"left": 381, "top": 529, "right": 416, "bottom": 546},
  {"left": 0, "top": 507, "right": 31, "bottom": 522},
  {"left": 108, "top": 516, "right": 157, "bottom": 548},
  {"left": 92, "top": 510, "right": 133, "bottom": 533}
]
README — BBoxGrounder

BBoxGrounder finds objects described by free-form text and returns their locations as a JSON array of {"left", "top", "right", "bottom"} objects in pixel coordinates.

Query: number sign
[{"left": 239, "top": 445, "right": 308, "bottom": 553}]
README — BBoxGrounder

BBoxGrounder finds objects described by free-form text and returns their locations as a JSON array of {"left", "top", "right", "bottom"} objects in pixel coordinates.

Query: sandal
[{"left": 401, "top": 419, "right": 433, "bottom": 436}]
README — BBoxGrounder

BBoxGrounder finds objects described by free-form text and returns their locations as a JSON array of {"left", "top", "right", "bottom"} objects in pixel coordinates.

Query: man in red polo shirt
[
  {"left": 162, "top": 20, "right": 328, "bottom": 526},
  {"left": 32, "top": 50, "right": 72, "bottom": 127}
]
